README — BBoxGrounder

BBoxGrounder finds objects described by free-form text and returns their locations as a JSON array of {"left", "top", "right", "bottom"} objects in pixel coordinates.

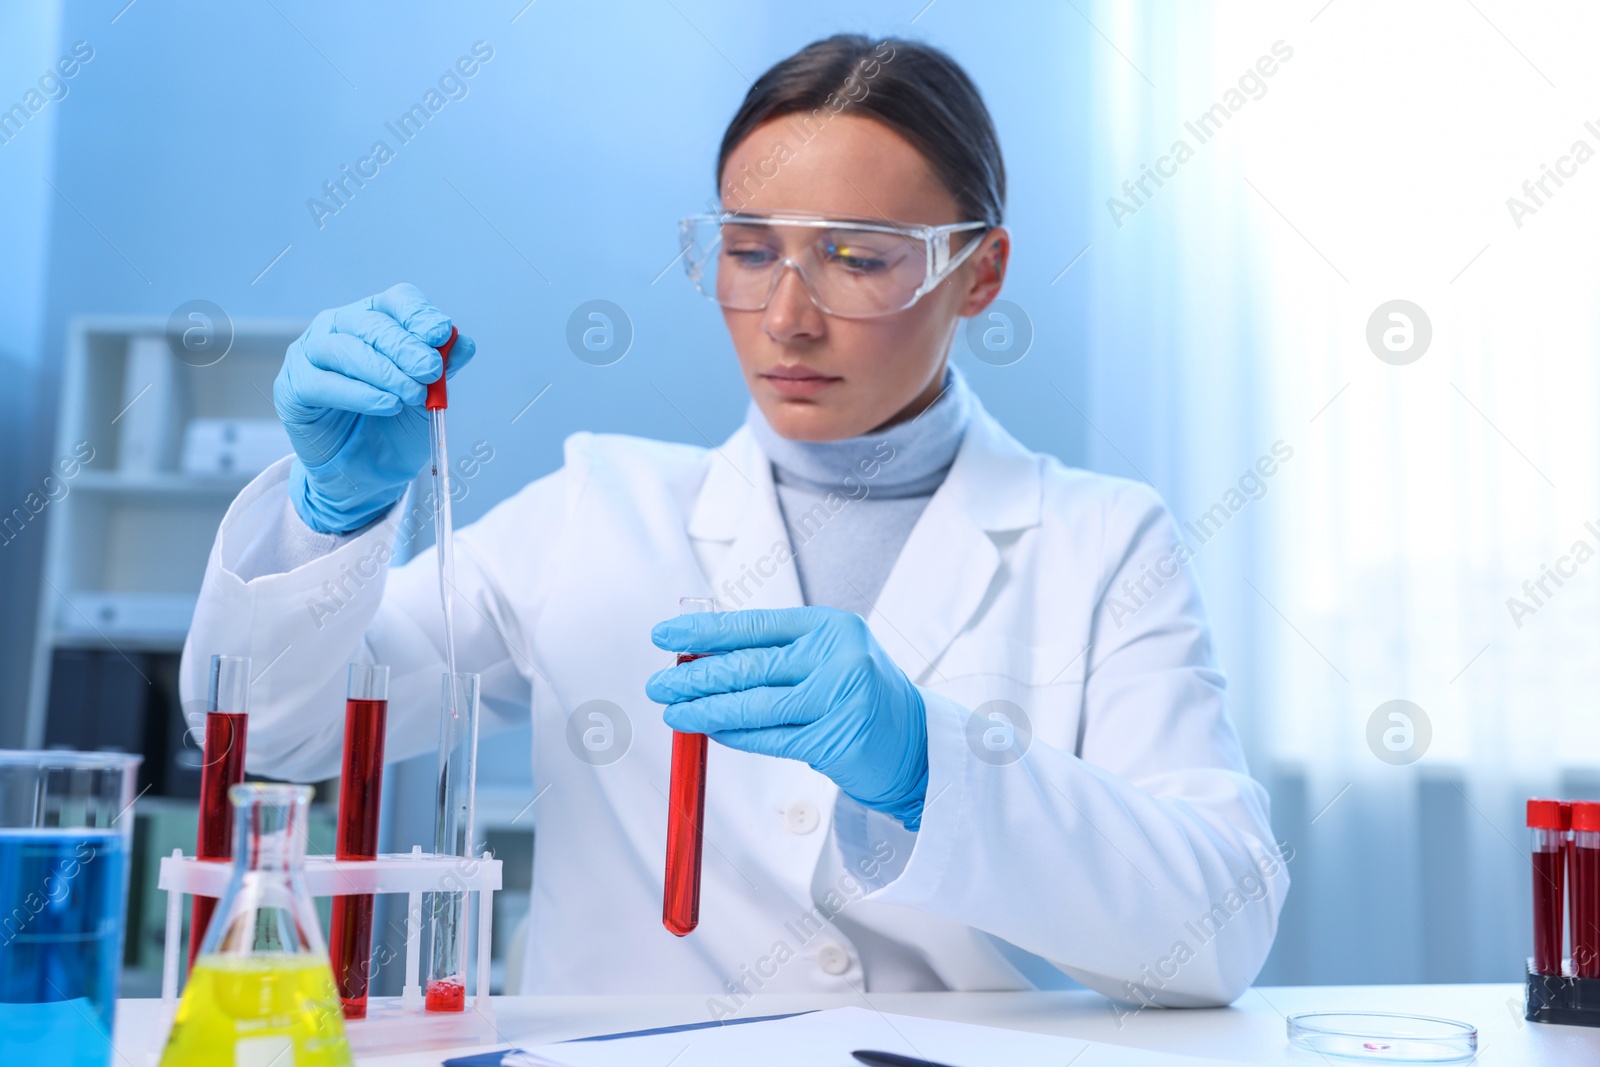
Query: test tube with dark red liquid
[
  {"left": 1528, "top": 798, "right": 1567, "bottom": 976},
  {"left": 1573, "top": 802, "right": 1600, "bottom": 977},
  {"left": 329, "top": 663, "right": 390, "bottom": 1018},
  {"left": 189, "top": 653, "right": 250, "bottom": 968},
  {"left": 663, "top": 596, "right": 719, "bottom": 937},
  {"left": 1564, "top": 801, "right": 1575, "bottom": 962}
]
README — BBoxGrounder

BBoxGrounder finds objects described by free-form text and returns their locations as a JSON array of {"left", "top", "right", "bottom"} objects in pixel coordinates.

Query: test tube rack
[
  {"left": 1525, "top": 961, "right": 1600, "bottom": 1027},
  {"left": 157, "top": 844, "right": 503, "bottom": 1054}
]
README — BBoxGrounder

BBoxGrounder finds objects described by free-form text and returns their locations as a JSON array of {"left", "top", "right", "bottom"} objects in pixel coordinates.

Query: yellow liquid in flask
[{"left": 159, "top": 953, "right": 352, "bottom": 1067}]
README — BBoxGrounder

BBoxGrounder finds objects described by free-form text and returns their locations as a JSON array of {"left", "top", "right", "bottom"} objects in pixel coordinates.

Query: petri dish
[{"left": 1286, "top": 1012, "right": 1477, "bottom": 1062}]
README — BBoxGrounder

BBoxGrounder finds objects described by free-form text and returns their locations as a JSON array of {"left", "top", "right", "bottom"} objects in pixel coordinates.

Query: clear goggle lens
[{"left": 681, "top": 216, "right": 984, "bottom": 319}]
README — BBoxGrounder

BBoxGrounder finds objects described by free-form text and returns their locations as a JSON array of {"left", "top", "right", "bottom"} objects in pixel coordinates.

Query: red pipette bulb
[{"left": 426, "top": 326, "right": 458, "bottom": 411}]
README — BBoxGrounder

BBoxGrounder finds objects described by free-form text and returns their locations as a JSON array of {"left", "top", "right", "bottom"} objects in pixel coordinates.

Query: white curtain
[{"left": 1084, "top": 0, "right": 1600, "bottom": 983}]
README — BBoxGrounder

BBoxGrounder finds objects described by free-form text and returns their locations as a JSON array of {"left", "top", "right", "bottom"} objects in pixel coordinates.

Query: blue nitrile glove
[
  {"left": 646, "top": 606, "right": 930, "bottom": 830},
  {"left": 274, "top": 283, "right": 477, "bottom": 533}
]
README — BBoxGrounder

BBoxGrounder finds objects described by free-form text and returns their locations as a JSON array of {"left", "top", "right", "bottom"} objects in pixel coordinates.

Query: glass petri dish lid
[{"left": 1286, "top": 1012, "right": 1477, "bottom": 1062}]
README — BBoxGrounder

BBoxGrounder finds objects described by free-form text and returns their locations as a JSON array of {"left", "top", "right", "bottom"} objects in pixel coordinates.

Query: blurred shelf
[
  {"left": 73, "top": 471, "right": 257, "bottom": 496},
  {"left": 25, "top": 317, "right": 306, "bottom": 748},
  {"left": 52, "top": 590, "right": 197, "bottom": 646}
]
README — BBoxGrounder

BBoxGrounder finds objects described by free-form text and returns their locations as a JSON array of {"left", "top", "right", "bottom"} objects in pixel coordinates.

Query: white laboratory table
[{"left": 114, "top": 983, "right": 1597, "bottom": 1065}]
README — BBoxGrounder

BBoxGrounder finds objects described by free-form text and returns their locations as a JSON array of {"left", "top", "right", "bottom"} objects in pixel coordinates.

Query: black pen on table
[{"left": 853, "top": 1050, "right": 965, "bottom": 1067}]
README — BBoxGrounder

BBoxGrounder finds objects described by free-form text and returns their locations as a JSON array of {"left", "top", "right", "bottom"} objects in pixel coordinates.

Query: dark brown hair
[{"left": 717, "top": 34, "right": 1006, "bottom": 225}]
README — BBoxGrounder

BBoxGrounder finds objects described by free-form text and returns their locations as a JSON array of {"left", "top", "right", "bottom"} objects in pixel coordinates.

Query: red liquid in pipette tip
[
  {"left": 190, "top": 711, "right": 248, "bottom": 967},
  {"left": 330, "top": 696, "right": 388, "bottom": 1017},
  {"left": 664, "top": 651, "right": 709, "bottom": 937}
]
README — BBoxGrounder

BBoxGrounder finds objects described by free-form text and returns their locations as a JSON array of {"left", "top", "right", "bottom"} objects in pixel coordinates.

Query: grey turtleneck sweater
[
  {"left": 744, "top": 364, "right": 973, "bottom": 617},
  {"left": 747, "top": 363, "right": 976, "bottom": 991}
]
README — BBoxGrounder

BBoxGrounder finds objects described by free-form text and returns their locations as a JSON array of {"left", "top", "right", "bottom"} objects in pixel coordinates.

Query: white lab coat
[{"left": 181, "top": 394, "right": 1286, "bottom": 1008}]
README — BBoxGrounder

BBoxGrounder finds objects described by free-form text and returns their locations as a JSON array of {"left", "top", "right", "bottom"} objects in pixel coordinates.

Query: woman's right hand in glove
[{"left": 274, "top": 283, "right": 476, "bottom": 533}]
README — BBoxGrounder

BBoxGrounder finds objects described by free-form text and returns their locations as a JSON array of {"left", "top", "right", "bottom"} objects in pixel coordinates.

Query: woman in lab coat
[{"left": 184, "top": 34, "right": 1287, "bottom": 1009}]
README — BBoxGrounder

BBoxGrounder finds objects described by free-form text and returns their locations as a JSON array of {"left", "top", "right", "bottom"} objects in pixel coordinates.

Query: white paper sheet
[{"left": 502, "top": 1006, "right": 1257, "bottom": 1067}]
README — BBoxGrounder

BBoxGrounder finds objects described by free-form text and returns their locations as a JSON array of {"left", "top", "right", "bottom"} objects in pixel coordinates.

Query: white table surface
[{"left": 114, "top": 983, "right": 1598, "bottom": 1065}]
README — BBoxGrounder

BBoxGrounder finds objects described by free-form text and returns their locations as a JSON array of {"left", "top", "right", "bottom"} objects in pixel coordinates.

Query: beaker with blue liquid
[{"left": 0, "top": 749, "right": 140, "bottom": 1067}]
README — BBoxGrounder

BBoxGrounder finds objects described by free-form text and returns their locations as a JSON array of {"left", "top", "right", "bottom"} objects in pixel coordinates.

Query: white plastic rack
[{"left": 157, "top": 844, "right": 503, "bottom": 1053}]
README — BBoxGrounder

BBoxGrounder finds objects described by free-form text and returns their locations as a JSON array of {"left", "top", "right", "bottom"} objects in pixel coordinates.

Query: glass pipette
[{"left": 422, "top": 327, "right": 478, "bottom": 1011}]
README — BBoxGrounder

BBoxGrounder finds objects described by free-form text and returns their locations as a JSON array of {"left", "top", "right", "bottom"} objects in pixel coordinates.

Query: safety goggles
[{"left": 679, "top": 212, "right": 991, "bottom": 319}]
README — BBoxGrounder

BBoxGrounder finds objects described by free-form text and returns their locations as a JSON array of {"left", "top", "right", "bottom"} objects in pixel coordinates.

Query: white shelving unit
[{"left": 24, "top": 316, "right": 306, "bottom": 748}]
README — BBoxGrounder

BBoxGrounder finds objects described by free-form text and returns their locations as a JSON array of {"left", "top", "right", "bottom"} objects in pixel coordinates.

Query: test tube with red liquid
[
  {"left": 1528, "top": 798, "right": 1567, "bottom": 976},
  {"left": 189, "top": 653, "right": 250, "bottom": 968},
  {"left": 1564, "top": 800, "right": 1575, "bottom": 965},
  {"left": 663, "top": 596, "right": 719, "bottom": 937},
  {"left": 329, "top": 662, "right": 390, "bottom": 1018},
  {"left": 1573, "top": 802, "right": 1600, "bottom": 977}
]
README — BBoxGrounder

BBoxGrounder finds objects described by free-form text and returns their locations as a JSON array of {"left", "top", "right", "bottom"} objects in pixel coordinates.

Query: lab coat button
[
  {"left": 816, "top": 941, "right": 851, "bottom": 975},
  {"left": 784, "top": 801, "right": 820, "bottom": 835}
]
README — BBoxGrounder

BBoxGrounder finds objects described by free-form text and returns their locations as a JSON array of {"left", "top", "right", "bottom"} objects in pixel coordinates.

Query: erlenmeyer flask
[{"left": 160, "top": 783, "right": 352, "bottom": 1067}]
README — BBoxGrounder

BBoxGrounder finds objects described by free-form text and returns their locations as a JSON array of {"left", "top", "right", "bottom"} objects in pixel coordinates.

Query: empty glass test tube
[{"left": 426, "top": 672, "right": 480, "bottom": 1012}]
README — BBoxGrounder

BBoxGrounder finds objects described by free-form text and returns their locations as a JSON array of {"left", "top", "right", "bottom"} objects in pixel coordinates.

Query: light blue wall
[
  {"left": 5, "top": 0, "right": 1093, "bottom": 739},
  {"left": 0, "top": 0, "right": 64, "bottom": 745},
  {"left": 8, "top": 0, "right": 1105, "bottom": 947},
  {"left": 33, "top": 0, "right": 1092, "bottom": 513},
  {"left": 12, "top": 0, "right": 1391, "bottom": 993},
  {"left": 6, "top": 0, "right": 1100, "bottom": 994},
  {"left": 9, "top": 2, "right": 1524, "bottom": 996}
]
